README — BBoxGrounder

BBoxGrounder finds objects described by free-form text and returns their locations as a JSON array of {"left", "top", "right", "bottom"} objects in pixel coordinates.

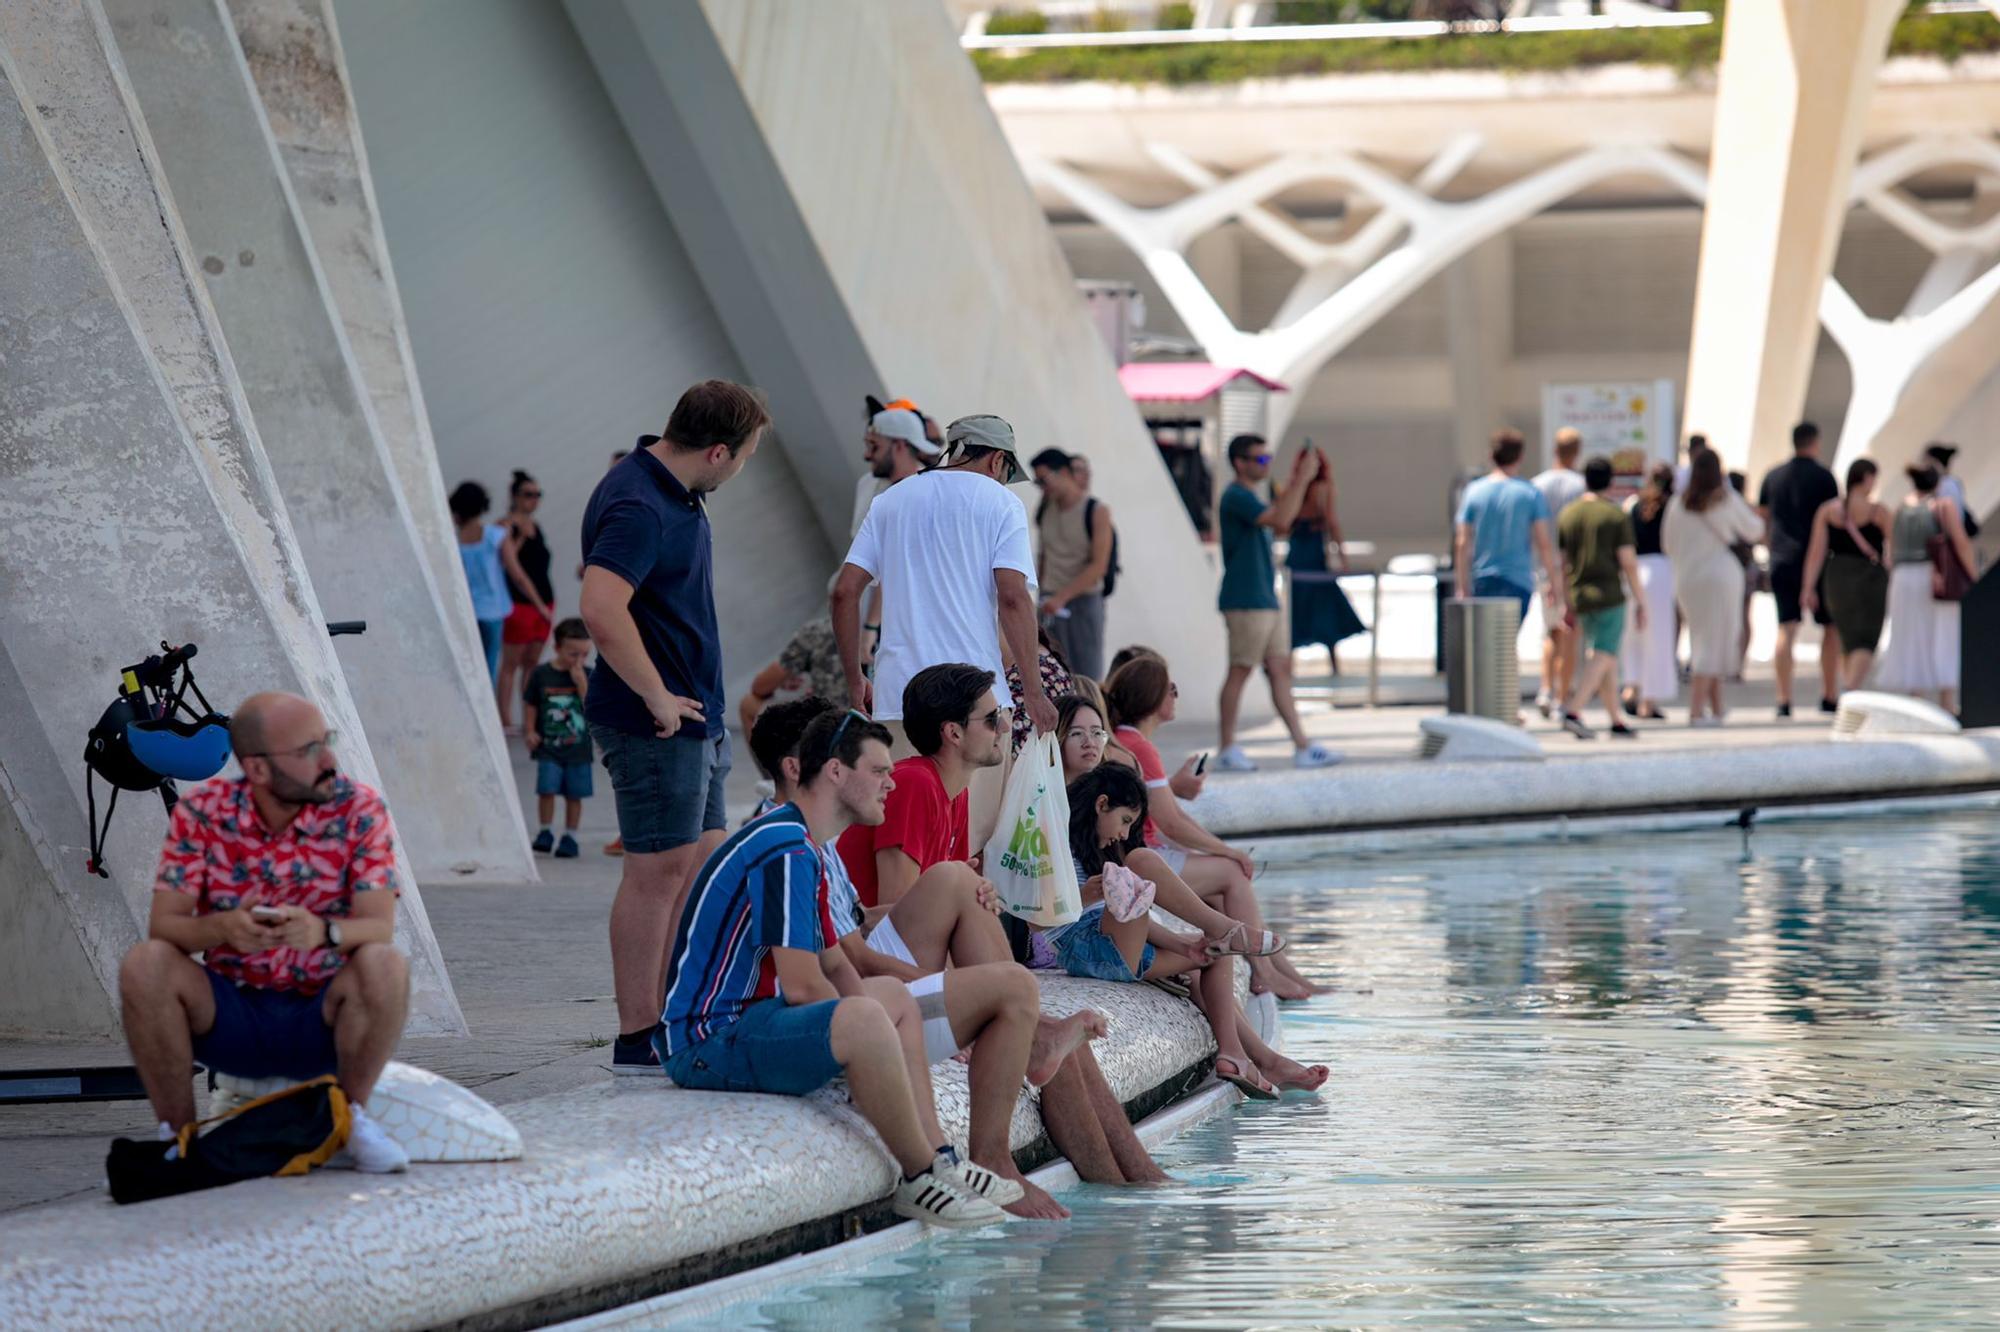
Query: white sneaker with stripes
[
  {"left": 892, "top": 1166, "right": 1007, "bottom": 1229},
  {"left": 947, "top": 1157, "right": 1025, "bottom": 1207}
]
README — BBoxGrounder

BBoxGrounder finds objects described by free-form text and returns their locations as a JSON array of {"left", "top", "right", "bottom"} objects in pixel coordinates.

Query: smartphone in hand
[
  {"left": 250, "top": 905, "right": 286, "bottom": 925},
  {"left": 1195, "top": 752, "right": 1209, "bottom": 775}
]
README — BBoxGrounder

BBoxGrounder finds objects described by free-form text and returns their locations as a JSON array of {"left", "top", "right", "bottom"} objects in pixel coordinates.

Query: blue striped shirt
[{"left": 660, "top": 804, "right": 833, "bottom": 1053}]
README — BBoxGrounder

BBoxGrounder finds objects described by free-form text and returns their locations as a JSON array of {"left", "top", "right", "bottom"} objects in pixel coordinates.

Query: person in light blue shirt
[
  {"left": 451, "top": 481, "right": 514, "bottom": 683},
  {"left": 1454, "top": 429, "right": 1564, "bottom": 624}
]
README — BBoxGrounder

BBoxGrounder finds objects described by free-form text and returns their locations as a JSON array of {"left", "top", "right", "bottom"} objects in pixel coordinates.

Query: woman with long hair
[
  {"left": 1875, "top": 460, "right": 1978, "bottom": 711},
  {"left": 1053, "top": 765, "right": 1326, "bottom": 1098},
  {"left": 1663, "top": 449, "right": 1763, "bottom": 725},
  {"left": 1285, "top": 449, "right": 1366, "bottom": 674},
  {"left": 1103, "top": 654, "right": 1324, "bottom": 999},
  {"left": 451, "top": 480, "right": 512, "bottom": 685},
  {"left": 1619, "top": 461, "right": 1678, "bottom": 720},
  {"left": 496, "top": 470, "right": 555, "bottom": 730},
  {"left": 1800, "top": 459, "right": 1892, "bottom": 693}
]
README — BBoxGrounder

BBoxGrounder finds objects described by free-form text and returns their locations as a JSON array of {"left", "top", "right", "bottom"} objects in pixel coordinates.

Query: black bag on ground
[{"left": 106, "top": 1075, "right": 350, "bottom": 1204}]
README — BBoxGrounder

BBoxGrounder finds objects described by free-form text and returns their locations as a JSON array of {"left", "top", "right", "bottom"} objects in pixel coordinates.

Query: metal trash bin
[{"left": 1443, "top": 597, "right": 1521, "bottom": 724}]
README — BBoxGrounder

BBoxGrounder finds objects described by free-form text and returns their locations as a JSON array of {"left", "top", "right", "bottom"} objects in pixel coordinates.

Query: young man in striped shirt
[{"left": 657, "top": 709, "right": 1041, "bottom": 1228}]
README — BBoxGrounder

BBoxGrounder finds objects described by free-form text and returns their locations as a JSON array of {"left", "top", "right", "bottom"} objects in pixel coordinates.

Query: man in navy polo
[{"left": 580, "top": 379, "right": 768, "bottom": 1072}]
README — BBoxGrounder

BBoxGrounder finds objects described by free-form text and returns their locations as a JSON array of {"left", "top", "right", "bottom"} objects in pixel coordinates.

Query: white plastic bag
[{"left": 981, "top": 733, "right": 1082, "bottom": 928}]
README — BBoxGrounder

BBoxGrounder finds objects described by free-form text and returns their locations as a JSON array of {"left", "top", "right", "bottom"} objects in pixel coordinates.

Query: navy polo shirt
[{"left": 581, "top": 442, "right": 724, "bottom": 740}]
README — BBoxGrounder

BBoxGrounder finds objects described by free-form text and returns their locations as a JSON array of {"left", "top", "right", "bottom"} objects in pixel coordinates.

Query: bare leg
[
  {"left": 1036, "top": 1057, "right": 1124, "bottom": 1184},
  {"left": 1237, "top": 1008, "right": 1325, "bottom": 1092},
  {"left": 1775, "top": 622, "right": 1797, "bottom": 705},
  {"left": 536, "top": 793, "right": 555, "bottom": 828},
  {"left": 1218, "top": 663, "right": 1254, "bottom": 751},
  {"left": 829, "top": 993, "right": 935, "bottom": 1176},
  {"left": 885, "top": 862, "right": 1010, "bottom": 970},
  {"left": 1593, "top": 652, "right": 1622, "bottom": 726},
  {"left": 565, "top": 798, "right": 584, "bottom": 832},
  {"left": 1845, "top": 648, "right": 1874, "bottom": 691},
  {"left": 1540, "top": 626, "right": 1559, "bottom": 706},
  {"left": 1558, "top": 624, "right": 1579, "bottom": 704},
  {"left": 1820, "top": 623, "right": 1842, "bottom": 702},
  {"left": 1126, "top": 848, "right": 1236, "bottom": 940},
  {"left": 1196, "top": 958, "right": 1254, "bottom": 1070},
  {"left": 321, "top": 943, "right": 410, "bottom": 1105},
  {"left": 608, "top": 838, "right": 706, "bottom": 1033},
  {"left": 941, "top": 965, "right": 1068, "bottom": 1219},
  {"left": 118, "top": 940, "right": 216, "bottom": 1129},
  {"left": 1074, "top": 1044, "right": 1170, "bottom": 1183},
  {"left": 1264, "top": 656, "right": 1310, "bottom": 749},
  {"left": 1181, "top": 855, "right": 1317, "bottom": 998}
]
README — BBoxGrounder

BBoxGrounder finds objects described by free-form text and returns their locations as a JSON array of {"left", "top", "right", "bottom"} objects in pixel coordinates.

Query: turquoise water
[{"left": 649, "top": 808, "right": 2000, "bottom": 1329}]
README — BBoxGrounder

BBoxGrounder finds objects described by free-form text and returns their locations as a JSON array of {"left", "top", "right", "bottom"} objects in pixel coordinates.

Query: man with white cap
[
  {"left": 853, "top": 398, "right": 944, "bottom": 538},
  {"left": 833, "top": 414, "right": 1058, "bottom": 847}
]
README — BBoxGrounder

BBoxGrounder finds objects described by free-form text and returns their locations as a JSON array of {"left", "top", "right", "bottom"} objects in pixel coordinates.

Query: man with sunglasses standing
[
  {"left": 120, "top": 691, "right": 411, "bottom": 1172},
  {"left": 1214, "top": 434, "right": 1341, "bottom": 773},
  {"left": 833, "top": 414, "right": 1056, "bottom": 851}
]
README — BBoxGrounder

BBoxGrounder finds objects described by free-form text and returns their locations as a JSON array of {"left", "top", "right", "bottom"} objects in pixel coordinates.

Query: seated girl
[{"left": 1050, "top": 765, "right": 1327, "bottom": 1099}]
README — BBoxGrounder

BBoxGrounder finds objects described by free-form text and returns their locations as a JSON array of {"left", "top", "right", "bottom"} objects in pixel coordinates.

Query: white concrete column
[
  {"left": 670, "top": 0, "right": 1232, "bottom": 710},
  {"left": 226, "top": 0, "right": 482, "bottom": 677},
  {"left": 102, "top": 0, "right": 535, "bottom": 882},
  {"left": 0, "top": 7, "right": 463, "bottom": 1034},
  {"left": 1681, "top": 0, "right": 1900, "bottom": 478}
]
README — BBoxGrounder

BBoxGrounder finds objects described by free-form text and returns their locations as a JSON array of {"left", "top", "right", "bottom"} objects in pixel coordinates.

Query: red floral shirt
[{"left": 153, "top": 776, "right": 399, "bottom": 994}]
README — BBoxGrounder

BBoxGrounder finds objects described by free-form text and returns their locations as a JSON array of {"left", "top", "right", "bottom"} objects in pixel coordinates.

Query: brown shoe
[{"left": 603, "top": 838, "right": 624, "bottom": 857}]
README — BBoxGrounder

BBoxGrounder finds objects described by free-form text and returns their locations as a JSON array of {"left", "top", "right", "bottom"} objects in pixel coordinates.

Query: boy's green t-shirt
[
  {"left": 1557, "top": 496, "right": 1635, "bottom": 613},
  {"left": 525, "top": 663, "right": 592, "bottom": 767}
]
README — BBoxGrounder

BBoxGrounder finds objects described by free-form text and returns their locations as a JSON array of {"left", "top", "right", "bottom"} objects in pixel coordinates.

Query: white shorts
[
  {"left": 1139, "top": 843, "right": 1189, "bottom": 877},
  {"left": 867, "top": 915, "right": 917, "bottom": 968},
  {"left": 903, "top": 971, "right": 958, "bottom": 1065}
]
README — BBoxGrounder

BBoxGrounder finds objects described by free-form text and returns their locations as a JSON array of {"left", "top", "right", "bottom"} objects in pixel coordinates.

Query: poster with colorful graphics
[{"left": 1540, "top": 379, "right": 1677, "bottom": 478}]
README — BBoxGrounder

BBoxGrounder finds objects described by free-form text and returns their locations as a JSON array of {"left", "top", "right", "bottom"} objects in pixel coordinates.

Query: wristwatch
[{"left": 325, "top": 918, "right": 344, "bottom": 950}]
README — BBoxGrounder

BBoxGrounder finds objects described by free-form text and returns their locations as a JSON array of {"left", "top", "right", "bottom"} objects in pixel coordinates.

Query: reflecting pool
[{"left": 645, "top": 807, "right": 2000, "bottom": 1329}]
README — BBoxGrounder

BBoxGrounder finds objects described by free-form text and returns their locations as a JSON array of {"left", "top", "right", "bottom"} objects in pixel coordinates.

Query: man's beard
[
  {"left": 869, "top": 452, "right": 896, "bottom": 480},
  {"left": 273, "top": 769, "right": 338, "bottom": 805}
]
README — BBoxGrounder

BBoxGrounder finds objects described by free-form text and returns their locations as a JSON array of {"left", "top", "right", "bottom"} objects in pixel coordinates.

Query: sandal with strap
[
  {"left": 1214, "top": 1055, "right": 1280, "bottom": 1102},
  {"left": 1207, "top": 921, "right": 1285, "bottom": 960}
]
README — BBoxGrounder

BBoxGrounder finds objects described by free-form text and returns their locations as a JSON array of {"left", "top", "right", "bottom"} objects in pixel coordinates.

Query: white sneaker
[
  {"left": 331, "top": 1104, "right": 409, "bottom": 1174},
  {"left": 892, "top": 1165, "right": 1007, "bottom": 1229},
  {"left": 1213, "top": 746, "right": 1258, "bottom": 773},
  {"left": 157, "top": 1120, "right": 181, "bottom": 1162},
  {"left": 1293, "top": 743, "right": 1341, "bottom": 769},
  {"left": 947, "top": 1156, "right": 1025, "bottom": 1207}
]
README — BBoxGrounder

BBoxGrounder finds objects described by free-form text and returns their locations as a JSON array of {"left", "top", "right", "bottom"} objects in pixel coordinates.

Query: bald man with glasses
[{"left": 118, "top": 691, "right": 412, "bottom": 1172}]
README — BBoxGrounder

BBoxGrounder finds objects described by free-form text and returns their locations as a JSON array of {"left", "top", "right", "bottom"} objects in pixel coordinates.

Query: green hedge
[{"left": 972, "top": 5, "right": 2000, "bottom": 86}]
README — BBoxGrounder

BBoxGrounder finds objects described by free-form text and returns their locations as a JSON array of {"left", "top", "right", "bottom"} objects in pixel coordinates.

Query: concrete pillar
[
  {"left": 224, "top": 0, "right": 481, "bottom": 676},
  {"left": 1445, "top": 235, "right": 1513, "bottom": 473},
  {"left": 102, "top": 0, "right": 535, "bottom": 882},
  {"left": 0, "top": 7, "right": 460, "bottom": 1035},
  {"left": 1680, "top": 0, "right": 1900, "bottom": 478},
  {"left": 572, "top": 0, "right": 1230, "bottom": 712}
]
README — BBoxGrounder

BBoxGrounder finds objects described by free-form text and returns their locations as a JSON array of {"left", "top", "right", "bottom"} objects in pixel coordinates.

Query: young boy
[{"left": 525, "top": 617, "right": 594, "bottom": 857}]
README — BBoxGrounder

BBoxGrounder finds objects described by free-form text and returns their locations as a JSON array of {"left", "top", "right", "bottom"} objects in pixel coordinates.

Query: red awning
[{"left": 1117, "top": 362, "right": 1288, "bottom": 402}]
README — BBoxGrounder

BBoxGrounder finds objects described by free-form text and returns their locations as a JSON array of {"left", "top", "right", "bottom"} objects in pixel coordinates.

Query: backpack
[
  {"left": 105, "top": 1075, "right": 351, "bottom": 1204},
  {"left": 1086, "top": 497, "right": 1122, "bottom": 598}
]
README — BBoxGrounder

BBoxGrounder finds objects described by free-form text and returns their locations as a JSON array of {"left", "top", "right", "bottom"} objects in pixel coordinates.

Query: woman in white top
[
  {"left": 1874, "top": 461, "right": 1978, "bottom": 711},
  {"left": 1663, "top": 449, "right": 1764, "bottom": 726}
]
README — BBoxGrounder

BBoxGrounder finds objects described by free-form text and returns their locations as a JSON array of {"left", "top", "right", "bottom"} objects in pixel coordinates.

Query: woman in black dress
[
  {"left": 1284, "top": 448, "right": 1365, "bottom": 674},
  {"left": 496, "top": 469, "right": 555, "bottom": 730}
]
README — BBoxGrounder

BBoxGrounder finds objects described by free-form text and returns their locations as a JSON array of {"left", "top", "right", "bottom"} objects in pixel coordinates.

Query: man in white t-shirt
[
  {"left": 1530, "top": 426, "right": 1587, "bottom": 717},
  {"left": 832, "top": 415, "right": 1057, "bottom": 845}
]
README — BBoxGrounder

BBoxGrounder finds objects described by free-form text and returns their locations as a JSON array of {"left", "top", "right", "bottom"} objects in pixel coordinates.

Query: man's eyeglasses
[
  {"left": 1066, "top": 726, "right": 1109, "bottom": 744},
  {"left": 249, "top": 731, "right": 338, "bottom": 762},
  {"left": 1169, "top": 683, "right": 1180, "bottom": 698}
]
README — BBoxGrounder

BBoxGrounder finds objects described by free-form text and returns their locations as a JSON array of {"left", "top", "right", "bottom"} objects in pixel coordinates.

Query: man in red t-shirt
[
  {"left": 839, "top": 664, "right": 1011, "bottom": 966},
  {"left": 119, "top": 692, "right": 412, "bottom": 1172}
]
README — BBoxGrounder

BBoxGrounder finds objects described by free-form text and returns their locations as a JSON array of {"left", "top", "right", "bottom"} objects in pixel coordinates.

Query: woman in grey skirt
[{"left": 1801, "top": 458, "right": 1891, "bottom": 693}]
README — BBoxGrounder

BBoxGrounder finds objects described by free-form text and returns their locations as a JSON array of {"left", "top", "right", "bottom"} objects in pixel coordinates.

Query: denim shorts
[
  {"left": 1053, "top": 906, "right": 1154, "bottom": 983},
  {"left": 192, "top": 971, "right": 338, "bottom": 1081},
  {"left": 590, "top": 725, "right": 730, "bottom": 854},
  {"left": 535, "top": 758, "right": 595, "bottom": 799},
  {"left": 1471, "top": 575, "right": 1532, "bottom": 621},
  {"left": 659, "top": 997, "right": 842, "bottom": 1096}
]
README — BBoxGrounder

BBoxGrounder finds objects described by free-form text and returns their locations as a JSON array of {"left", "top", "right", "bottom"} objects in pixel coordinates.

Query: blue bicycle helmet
[{"left": 125, "top": 714, "right": 232, "bottom": 782}]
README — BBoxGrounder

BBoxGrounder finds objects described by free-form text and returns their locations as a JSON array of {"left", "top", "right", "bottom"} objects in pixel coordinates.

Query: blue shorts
[
  {"left": 191, "top": 971, "right": 338, "bottom": 1081},
  {"left": 1471, "top": 575, "right": 1532, "bottom": 620},
  {"left": 535, "top": 758, "right": 595, "bottom": 799},
  {"left": 590, "top": 726, "right": 730, "bottom": 855},
  {"left": 659, "top": 998, "right": 842, "bottom": 1096},
  {"left": 1053, "top": 906, "right": 1154, "bottom": 983}
]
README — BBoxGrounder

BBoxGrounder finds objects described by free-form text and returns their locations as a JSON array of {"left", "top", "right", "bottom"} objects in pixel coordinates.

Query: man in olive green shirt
[{"left": 1555, "top": 456, "right": 1647, "bottom": 740}]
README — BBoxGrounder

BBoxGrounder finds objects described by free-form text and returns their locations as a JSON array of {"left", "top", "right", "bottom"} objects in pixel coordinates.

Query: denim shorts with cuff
[
  {"left": 590, "top": 725, "right": 730, "bottom": 854},
  {"left": 191, "top": 970, "right": 338, "bottom": 1081},
  {"left": 659, "top": 997, "right": 843, "bottom": 1096},
  {"left": 1053, "top": 906, "right": 1155, "bottom": 983}
]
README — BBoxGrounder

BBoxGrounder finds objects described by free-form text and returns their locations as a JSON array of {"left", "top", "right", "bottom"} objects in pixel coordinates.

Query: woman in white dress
[
  {"left": 1620, "top": 462, "right": 1679, "bottom": 719},
  {"left": 1874, "top": 461, "right": 1977, "bottom": 712},
  {"left": 1663, "top": 450, "right": 1764, "bottom": 726}
]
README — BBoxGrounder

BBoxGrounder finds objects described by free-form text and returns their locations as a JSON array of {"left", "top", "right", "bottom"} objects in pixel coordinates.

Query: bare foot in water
[
  {"left": 1250, "top": 959, "right": 1315, "bottom": 1002},
  {"left": 1258, "top": 1054, "right": 1330, "bottom": 1093},
  {"left": 1272, "top": 954, "right": 1331, "bottom": 995},
  {"left": 1027, "top": 1010, "right": 1105, "bottom": 1087},
  {"left": 977, "top": 1158, "right": 1070, "bottom": 1219}
]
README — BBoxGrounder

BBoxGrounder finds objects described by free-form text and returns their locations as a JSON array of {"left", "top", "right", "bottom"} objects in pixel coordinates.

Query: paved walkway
[{"left": 0, "top": 666, "right": 1845, "bottom": 1213}]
